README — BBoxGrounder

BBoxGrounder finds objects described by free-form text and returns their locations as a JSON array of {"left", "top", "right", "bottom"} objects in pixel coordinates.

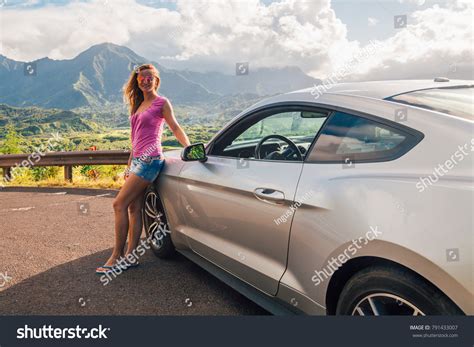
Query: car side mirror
[{"left": 181, "top": 143, "right": 208, "bottom": 162}]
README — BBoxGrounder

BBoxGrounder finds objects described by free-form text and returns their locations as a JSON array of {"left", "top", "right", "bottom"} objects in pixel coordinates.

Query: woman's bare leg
[
  {"left": 126, "top": 191, "right": 145, "bottom": 255},
  {"left": 102, "top": 174, "right": 150, "bottom": 267}
]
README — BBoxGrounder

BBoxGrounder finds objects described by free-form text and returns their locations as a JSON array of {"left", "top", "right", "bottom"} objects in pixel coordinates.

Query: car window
[
  {"left": 307, "top": 111, "right": 422, "bottom": 163},
  {"left": 386, "top": 86, "right": 474, "bottom": 121},
  {"left": 210, "top": 109, "right": 329, "bottom": 161},
  {"left": 234, "top": 112, "right": 325, "bottom": 143}
]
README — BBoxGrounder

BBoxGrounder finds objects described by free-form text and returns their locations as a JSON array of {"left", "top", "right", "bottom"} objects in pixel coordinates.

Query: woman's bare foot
[{"left": 102, "top": 252, "right": 124, "bottom": 267}]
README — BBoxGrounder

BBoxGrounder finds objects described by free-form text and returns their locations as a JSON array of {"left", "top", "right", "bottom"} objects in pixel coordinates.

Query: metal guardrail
[{"left": 0, "top": 150, "right": 130, "bottom": 182}]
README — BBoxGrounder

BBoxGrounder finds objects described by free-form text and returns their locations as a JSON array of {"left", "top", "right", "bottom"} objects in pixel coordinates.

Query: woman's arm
[{"left": 162, "top": 99, "right": 191, "bottom": 148}]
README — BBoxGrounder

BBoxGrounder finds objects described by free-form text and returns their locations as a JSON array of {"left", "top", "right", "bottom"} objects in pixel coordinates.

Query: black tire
[
  {"left": 142, "top": 184, "right": 176, "bottom": 258},
  {"left": 336, "top": 265, "right": 463, "bottom": 315}
]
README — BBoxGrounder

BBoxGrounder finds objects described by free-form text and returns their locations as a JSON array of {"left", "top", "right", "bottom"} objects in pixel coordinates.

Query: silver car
[{"left": 142, "top": 79, "right": 473, "bottom": 315}]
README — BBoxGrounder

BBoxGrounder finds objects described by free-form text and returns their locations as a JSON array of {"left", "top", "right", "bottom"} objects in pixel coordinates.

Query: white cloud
[
  {"left": 398, "top": 0, "right": 426, "bottom": 6},
  {"left": 0, "top": 0, "right": 349, "bottom": 76},
  {"left": 0, "top": 0, "right": 472, "bottom": 81},
  {"left": 349, "top": 0, "right": 474, "bottom": 80}
]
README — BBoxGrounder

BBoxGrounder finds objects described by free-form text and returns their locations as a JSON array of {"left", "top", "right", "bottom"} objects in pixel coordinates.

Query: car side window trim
[
  {"left": 206, "top": 103, "right": 333, "bottom": 155},
  {"left": 206, "top": 155, "right": 306, "bottom": 165},
  {"left": 206, "top": 101, "right": 424, "bottom": 165},
  {"left": 207, "top": 104, "right": 332, "bottom": 161}
]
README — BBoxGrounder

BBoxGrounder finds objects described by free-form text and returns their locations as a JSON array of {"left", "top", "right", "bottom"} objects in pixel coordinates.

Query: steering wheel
[{"left": 255, "top": 134, "right": 303, "bottom": 161}]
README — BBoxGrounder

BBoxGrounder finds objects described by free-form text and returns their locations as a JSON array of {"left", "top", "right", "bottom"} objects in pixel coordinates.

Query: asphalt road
[{"left": 0, "top": 187, "right": 268, "bottom": 315}]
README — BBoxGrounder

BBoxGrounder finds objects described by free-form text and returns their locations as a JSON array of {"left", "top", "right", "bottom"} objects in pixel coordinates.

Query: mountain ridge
[{"left": 0, "top": 42, "right": 321, "bottom": 110}]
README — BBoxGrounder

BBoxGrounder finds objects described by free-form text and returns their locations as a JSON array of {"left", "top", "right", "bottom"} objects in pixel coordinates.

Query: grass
[
  {"left": 2, "top": 165, "right": 127, "bottom": 190},
  {"left": 3, "top": 177, "right": 125, "bottom": 190}
]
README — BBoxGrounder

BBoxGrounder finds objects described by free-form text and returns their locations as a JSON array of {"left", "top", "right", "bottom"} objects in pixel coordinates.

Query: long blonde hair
[{"left": 123, "top": 64, "right": 161, "bottom": 115}]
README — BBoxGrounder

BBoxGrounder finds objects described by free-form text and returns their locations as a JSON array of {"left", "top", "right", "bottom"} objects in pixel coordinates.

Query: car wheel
[
  {"left": 142, "top": 184, "right": 175, "bottom": 258},
  {"left": 336, "top": 265, "right": 463, "bottom": 315}
]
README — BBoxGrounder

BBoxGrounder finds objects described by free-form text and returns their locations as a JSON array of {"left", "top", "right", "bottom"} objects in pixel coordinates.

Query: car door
[{"left": 176, "top": 106, "right": 329, "bottom": 295}]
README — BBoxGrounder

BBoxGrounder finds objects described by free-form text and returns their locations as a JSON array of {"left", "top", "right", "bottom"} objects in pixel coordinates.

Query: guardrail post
[
  {"left": 64, "top": 165, "right": 73, "bottom": 182},
  {"left": 2, "top": 167, "right": 11, "bottom": 181}
]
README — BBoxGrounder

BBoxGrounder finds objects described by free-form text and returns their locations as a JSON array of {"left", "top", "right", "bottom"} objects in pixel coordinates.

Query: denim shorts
[{"left": 129, "top": 155, "right": 165, "bottom": 182}]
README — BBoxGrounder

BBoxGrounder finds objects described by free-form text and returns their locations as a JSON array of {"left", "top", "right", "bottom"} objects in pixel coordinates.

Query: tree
[{"left": 0, "top": 124, "right": 23, "bottom": 154}]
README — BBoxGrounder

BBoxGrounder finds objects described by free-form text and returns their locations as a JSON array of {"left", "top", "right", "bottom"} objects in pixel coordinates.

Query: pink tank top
[{"left": 130, "top": 95, "right": 166, "bottom": 158}]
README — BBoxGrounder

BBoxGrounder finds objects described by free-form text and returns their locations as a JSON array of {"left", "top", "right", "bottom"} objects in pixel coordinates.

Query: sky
[{"left": 0, "top": 0, "right": 472, "bottom": 81}]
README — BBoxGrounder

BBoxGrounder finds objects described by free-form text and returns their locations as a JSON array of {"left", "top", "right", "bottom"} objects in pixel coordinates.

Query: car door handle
[{"left": 254, "top": 188, "right": 285, "bottom": 204}]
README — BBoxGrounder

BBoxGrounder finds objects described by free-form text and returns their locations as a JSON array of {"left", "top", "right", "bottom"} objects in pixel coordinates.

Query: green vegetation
[
  {"left": 8, "top": 165, "right": 127, "bottom": 189},
  {"left": 0, "top": 125, "right": 22, "bottom": 154},
  {"left": 0, "top": 100, "right": 242, "bottom": 188},
  {"left": 0, "top": 104, "right": 104, "bottom": 137}
]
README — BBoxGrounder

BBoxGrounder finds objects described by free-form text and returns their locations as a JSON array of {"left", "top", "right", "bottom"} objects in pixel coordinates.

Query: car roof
[
  {"left": 210, "top": 79, "right": 473, "bottom": 149},
  {"left": 291, "top": 79, "right": 473, "bottom": 100},
  {"left": 227, "top": 79, "right": 473, "bottom": 133}
]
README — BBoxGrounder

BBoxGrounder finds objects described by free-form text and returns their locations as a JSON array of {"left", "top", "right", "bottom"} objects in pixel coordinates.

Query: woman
[{"left": 96, "top": 64, "right": 190, "bottom": 274}]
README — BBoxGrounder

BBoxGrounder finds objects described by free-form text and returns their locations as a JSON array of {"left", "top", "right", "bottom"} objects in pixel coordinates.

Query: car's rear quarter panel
[{"left": 278, "top": 94, "right": 473, "bottom": 314}]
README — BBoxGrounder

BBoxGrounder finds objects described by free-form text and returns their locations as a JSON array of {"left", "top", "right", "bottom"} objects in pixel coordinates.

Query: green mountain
[
  {"left": 0, "top": 42, "right": 321, "bottom": 110},
  {"left": 0, "top": 104, "right": 104, "bottom": 137},
  {"left": 0, "top": 43, "right": 218, "bottom": 109}
]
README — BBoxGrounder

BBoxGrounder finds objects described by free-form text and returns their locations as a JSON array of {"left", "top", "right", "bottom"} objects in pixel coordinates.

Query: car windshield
[{"left": 386, "top": 86, "right": 474, "bottom": 121}]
